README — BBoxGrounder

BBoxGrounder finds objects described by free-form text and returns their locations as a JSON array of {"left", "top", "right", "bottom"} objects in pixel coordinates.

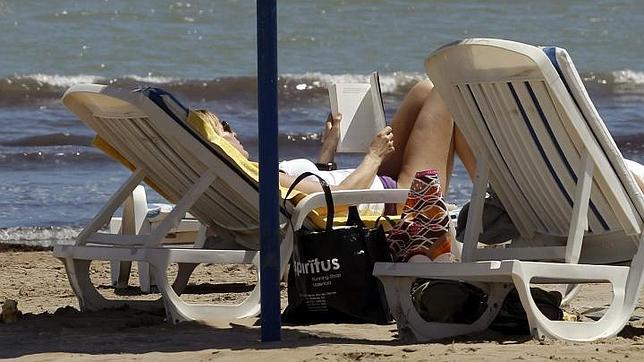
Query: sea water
[{"left": 1, "top": 0, "right": 643, "bottom": 246}]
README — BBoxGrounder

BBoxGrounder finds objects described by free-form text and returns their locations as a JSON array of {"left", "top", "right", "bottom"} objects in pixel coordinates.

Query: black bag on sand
[
  {"left": 411, "top": 278, "right": 563, "bottom": 335},
  {"left": 411, "top": 279, "right": 488, "bottom": 324},
  {"left": 490, "top": 287, "right": 564, "bottom": 335},
  {"left": 281, "top": 172, "right": 393, "bottom": 325}
]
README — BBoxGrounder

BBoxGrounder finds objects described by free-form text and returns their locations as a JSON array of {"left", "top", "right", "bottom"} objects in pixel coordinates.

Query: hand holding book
[{"left": 366, "top": 125, "right": 395, "bottom": 162}]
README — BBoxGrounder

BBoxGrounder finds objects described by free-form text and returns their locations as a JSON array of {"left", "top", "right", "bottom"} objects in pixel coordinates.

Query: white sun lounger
[
  {"left": 53, "top": 84, "right": 408, "bottom": 324},
  {"left": 374, "top": 39, "right": 644, "bottom": 342}
]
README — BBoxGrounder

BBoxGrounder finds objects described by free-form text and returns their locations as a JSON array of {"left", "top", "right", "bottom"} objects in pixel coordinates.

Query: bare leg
[
  {"left": 453, "top": 125, "right": 477, "bottom": 180},
  {"left": 378, "top": 79, "right": 435, "bottom": 178},
  {"left": 395, "top": 88, "right": 456, "bottom": 190},
  {"left": 379, "top": 79, "right": 476, "bottom": 192}
]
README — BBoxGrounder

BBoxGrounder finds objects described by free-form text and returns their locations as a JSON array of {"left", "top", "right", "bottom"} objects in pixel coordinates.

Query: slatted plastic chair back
[
  {"left": 426, "top": 39, "right": 643, "bottom": 252},
  {"left": 63, "top": 86, "right": 269, "bottom": 247}
]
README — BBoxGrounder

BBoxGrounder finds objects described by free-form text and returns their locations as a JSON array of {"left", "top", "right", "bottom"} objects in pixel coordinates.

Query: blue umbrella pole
[{"left": 257, "top": 0, "right": 281, "bottom": 342}]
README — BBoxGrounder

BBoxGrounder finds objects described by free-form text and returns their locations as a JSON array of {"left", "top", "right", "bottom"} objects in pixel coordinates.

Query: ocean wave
[
  {"left": 1, "top": 133, "right": 94, "bottom": 147},
  {"left": 614, "top": 133, "right": 644, "bottom": 152},
  {"left": 0, "top": 149, "right": 111, "bottom": 164},
  {"left": 19, "top": 73, "right": 104, "bottom": 88},
  {"left": 0, "top": 71, "right": 426, "bottom": 106},
  {"left": 612, "top": 70, "right": 644, "bottom": 85},
  {"left": 125, "top": 74, "right": 179, "bottom": 84},
  {"left": 2, "top": 69, "right": 644, "bottom": 107},
  {"left": 0, "top": 131, "right": 324, "bottom": 149},
  {"left": 0, "top": 226, "right": 81, "bottom": 247},
  {"left": 581, "top": 69, "right": 644, "bottom": 89},
  {"left": 239, "top": 132, "right": 323, "bottom": 149},
  {"left": 279, "top": 71, "right": 427, "bottom": 94},
  {"left": 0, "top": 131, "right": 322, "bottom": 167}
]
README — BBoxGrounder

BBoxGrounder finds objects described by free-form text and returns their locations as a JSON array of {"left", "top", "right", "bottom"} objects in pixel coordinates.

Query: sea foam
[
  {"left": 0, "top": 226, "right": 82, "bottom": 247},
  {"left": 613, "top": 70, "right": 644, "bottom": 85}
]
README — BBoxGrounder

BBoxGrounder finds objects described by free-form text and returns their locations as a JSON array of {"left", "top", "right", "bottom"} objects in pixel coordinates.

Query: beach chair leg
[
  {"left": 109, "top": 185, "right": 149, "bottom": 289},
  {"left": 60, "top": 257, "right": 126, "bottom": 311},
  {"left": 170, "top": 225, "right": 209, "bottom": 294},
  {"left": 511, "top": 262, "right": 632, "bottom": 341},
  {"left": 137, "top": 261, "right": 152, "bottom": 293},
  {"left": 56, "top": 252, "right": 167, "bottom": 313},
  {"left": 148, "top": 258, "right": 261, "bottom": 323},
  {"left": 136, "top": 225, "right": 207, "bottom": 294},
  {"left": 135, "top": 260, "right": 195, "bottom": 295},
  {"left": 113, "top": 261, "right": 133, "bottom": 289},
  {"left": 560, "top": 284, "right": 582, "bottom": 305},
  {"left": 172, "top": 263, "right": 199, "bottom": 295},
  {"left": 377, "top": 275, "right": 511, "bottom": 341},
  {"left": 107, "top": 225, "right": 135, "bottom": 289}
]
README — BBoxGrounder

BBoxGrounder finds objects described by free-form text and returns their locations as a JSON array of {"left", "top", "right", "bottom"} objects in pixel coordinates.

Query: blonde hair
[{"left": 192, "top": 109, "right": 224, "bottom": 136}]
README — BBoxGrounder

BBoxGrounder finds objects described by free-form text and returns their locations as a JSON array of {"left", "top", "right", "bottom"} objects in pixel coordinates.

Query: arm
[
  {"left": 317, "top": 113, "right": 341, "bottom": 164},
  {"left": 281, "top": 126, "right": 395, "bottom": 194}
]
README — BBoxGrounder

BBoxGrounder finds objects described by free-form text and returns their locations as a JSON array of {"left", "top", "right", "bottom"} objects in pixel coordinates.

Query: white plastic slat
[
  {"left": 90, "top": 115, "right": 146, "bottom": 170},
  {"left": 545, "top": 79, "right": 642, "bottom": 235},
  {"left": 100, "top": 115, "right": 255, "bottom": 231},
  {"left": 134, "top": 119, "right": 257, "bottom": 228},
  {"left": 485, "top": 82, "right": 560, "bottom": 233},
  {"left": 146, "top": 169, "right": 217, "bottom": 247},
  {"left": 511, "top": 81, "right": 574, "bottom": 234},
  {"left": 473, "top": 246, "right": 566, "bottom": 261},
  {"left": 455, "top": 84, "right": 535, "bottom": 239},
  {"left": 507, "top": 81, "right": 571, "bottom": 234},
  {"left": 85, "top": 232, "right": 149, "bottom": 246},
  {"left": 139, "top": 107, "right": 262, "bottom": 225},
  {"left": 475, "top": 83, "right": 559, "bottom": 232},
  {"left": 104, "top": 118, "right": 199, "bottom": 219},
  {"left": 152, "top": 132, "right": 252, "bottom": 225},
  {"left": 554, "top": 50, "right": 644, "bottom": 228},
  {"left": 147, "top": 104, "right": 261, "bottom": 209},
  {"left": 458, "top": 83, "right": 539, "bottom": 235},
  {"left": 530, "top": 81, "right": 617, "bottom": 232}
]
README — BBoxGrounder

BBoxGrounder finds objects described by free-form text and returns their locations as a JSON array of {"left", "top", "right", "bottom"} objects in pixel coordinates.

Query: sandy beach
[{"left": 0, "top": 245, "right": 643, "bottom": 361}]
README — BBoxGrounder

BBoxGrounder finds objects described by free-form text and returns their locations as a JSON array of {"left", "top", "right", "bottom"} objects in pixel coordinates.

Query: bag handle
[
  {"left": 374, "top": 214, "right": 395, "bottom": 229},
  {"left": 283, "top": 171, "right": 335, "bottom": 232},
  {"left": 346, "top": 205, "right": 364, "bottom": 228}
]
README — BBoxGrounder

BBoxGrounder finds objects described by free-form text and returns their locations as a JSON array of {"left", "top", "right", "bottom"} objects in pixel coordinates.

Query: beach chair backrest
[
  {"left": 63, "top": 85, "right": 276, "bottom": 249},
  {"left": 426, "top": 39, "right": 644, "bottom": 246}
]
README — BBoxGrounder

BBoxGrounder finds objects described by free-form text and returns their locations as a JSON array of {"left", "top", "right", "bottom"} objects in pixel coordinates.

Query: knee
[{"left": 409, "top": 79, "right": 434, "bottom": 99}]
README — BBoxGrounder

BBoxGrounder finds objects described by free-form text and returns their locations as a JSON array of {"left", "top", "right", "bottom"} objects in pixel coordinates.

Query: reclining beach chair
[
  {"left": 374, "top": 39, "right": 644, "bottom": 342},
  {"left": 53, "top": 84, "right": 408, "bottom": 323}
]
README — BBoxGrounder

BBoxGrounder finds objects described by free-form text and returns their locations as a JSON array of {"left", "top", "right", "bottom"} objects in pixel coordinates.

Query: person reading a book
[
  {"left": 205, "top": 80, "right": 476, "bottom": 215},
  {"left": 202, "top": 79, "right": 644, "bottom": 217}
]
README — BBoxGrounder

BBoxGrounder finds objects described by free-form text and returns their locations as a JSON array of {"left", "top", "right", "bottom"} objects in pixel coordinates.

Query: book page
[
  {"left": 370, "top": 72, "right": 386, "bottom": 134},
  {"left": 328, "top": 84, "right": 339, "bottom": 118},
  {"left": 328, "top": 83, "right": 371, "bottom": 153}
]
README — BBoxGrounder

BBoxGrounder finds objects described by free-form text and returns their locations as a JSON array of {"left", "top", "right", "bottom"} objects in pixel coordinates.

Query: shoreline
[{"left": 1, "top": 249, "right": 643, "bottom": 361}]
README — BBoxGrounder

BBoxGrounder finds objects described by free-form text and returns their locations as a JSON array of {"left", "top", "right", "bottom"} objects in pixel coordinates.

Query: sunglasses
[{"left": 220, "top": 120, "right": 234, "bottom": 133}]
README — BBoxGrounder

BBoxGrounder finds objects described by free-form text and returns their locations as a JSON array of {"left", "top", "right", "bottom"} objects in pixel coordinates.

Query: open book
[{"left": 328, "top": 72, "right": 386, "bottom": 153}]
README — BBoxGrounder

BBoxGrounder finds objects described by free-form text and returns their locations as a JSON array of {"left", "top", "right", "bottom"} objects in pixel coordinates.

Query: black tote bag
[{"left": 281, "top": 172, "right": 393, "bottom": 324}]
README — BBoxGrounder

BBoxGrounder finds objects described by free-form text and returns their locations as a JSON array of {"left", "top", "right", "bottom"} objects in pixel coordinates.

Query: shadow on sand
[
  {"left": 2, "top": 304, "right": 643, "bottom": 359},
  {"left": 0, "top": 306, "right": 397, "bottom": 358}
]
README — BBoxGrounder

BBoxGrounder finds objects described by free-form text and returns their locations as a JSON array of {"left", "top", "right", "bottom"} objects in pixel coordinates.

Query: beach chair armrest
[{"left": 290, "top": 188, "right": 409, "bottom": 231}]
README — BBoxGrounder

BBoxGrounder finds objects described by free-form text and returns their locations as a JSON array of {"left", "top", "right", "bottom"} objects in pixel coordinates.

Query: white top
[{"left": 279, "top": 158, "right": 386, "bottom": 215}]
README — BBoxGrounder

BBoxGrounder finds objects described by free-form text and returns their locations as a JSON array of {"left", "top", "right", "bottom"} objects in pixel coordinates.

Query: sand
[{"left": 1, "top": 245, "right": 644, "bottom": 361}]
